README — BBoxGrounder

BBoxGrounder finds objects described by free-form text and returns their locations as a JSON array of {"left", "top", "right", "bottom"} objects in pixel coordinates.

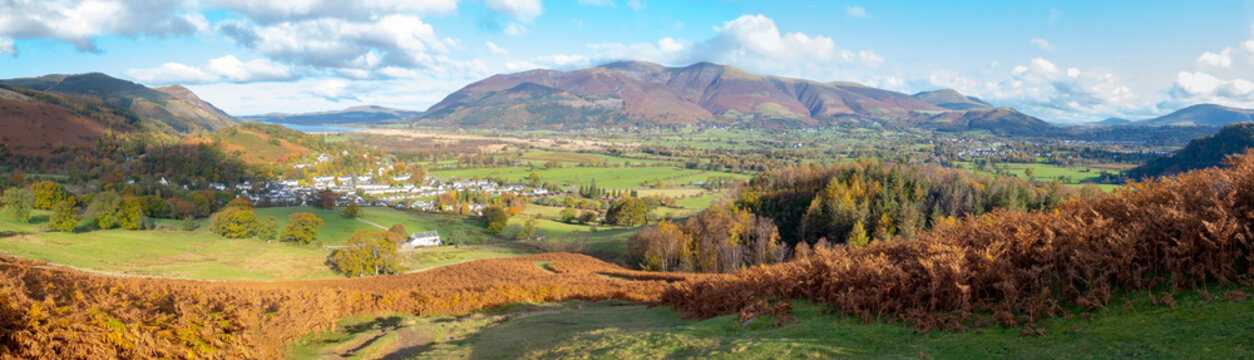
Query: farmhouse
[{"left": 402, "top": 231, "right": 442, "bottom": 250}]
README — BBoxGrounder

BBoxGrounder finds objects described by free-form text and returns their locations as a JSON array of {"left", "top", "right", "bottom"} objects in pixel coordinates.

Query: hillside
[
  {"left": 1133, "top": 104, "right": 1254, "bottom": 127},
  {"left": 923, "top": 107, "right": 1057, "bottom": 136},
  {"left": 417, "top": 61, "right": 1052, "bottom": 134},
  {"left": 195, "top": 122, "right": 326, "bottom": 165},
  {"left": 0, "top": 86, "right": 155, "bottom": 159},
  {"left": 0, "top": 73, "right": 236, "bottom": 132},
  {"left": 1126, "top": 122, "right": 1254, "bottom": 179},
  {"left": 911, "top": 88, "right": 993, "bottom": 110},
  {"left": 243, "top": 105, "right": 421, "bottom": 125}
]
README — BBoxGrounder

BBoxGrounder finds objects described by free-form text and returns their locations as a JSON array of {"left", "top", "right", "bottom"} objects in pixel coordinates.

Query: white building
[{"left": 402, "top": 231, "right": 442, "bottom": 250}]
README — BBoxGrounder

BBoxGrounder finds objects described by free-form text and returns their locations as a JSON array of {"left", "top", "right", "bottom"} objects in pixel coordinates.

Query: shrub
[{"left": 281, "top": 212, "right": 324, "bottom": 244}]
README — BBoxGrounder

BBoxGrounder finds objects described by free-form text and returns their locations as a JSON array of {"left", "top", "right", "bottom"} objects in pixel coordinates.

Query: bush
[
  {"left": 210, "top": 207, "right": 260, "bottom": 239},
  {"left": 1, "top": 187, "right": 34, "bottom": 223},
  {"left": 47, "top": 200, "right": 80, "bottom": 232},
  {"left": 281, "top": 212, "right": 324, "bottom": 244}
]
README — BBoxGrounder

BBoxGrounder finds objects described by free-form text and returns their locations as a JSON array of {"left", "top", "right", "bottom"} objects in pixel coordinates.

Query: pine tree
[{"left": 848, "top": 220, "right": 869, "bottom": 249}]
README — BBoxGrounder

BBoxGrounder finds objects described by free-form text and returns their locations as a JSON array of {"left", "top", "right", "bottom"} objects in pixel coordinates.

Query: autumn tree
[
  {"left": 605, "top": 197, "right": 647, "bottom": 226},
  {"left": 86, "top": 192, "right": 144, "bottom": 230},
  {"left": 481, "top": 205, "right": 509, "bottom": 235},
  {"left": 28, "top": 181, "right": 72, "bottom": 209},
  {"left": 388, "top": 224, "right": 408, "bottom": 237},
  {"left": 255, "top": 216, "right": 279, "bottom": 241},
  {"left": 848, "top": 220, "right": 869, "bottom": 249},
  {"left": 210, "top": 206, "right": 260, "bottom": 238},
  {"left": 2, "top": 187, "right": 34, "bottom": 223},
  {"left": 47, "top": 200, "right": 80, "bottom": 232},
  {"left": 316, "top": 191, "right": 338, "bottom": 209},
  {"left": 559, "top": 207, "right": 578, "bottom": 223},
  {"left": 343, "top": 201, "right": 361, "bottom": 218},
  {"left": 281, "top": 212, "right": 324, "bottom": 244},
  {"left": 327, "top": 229, "right": 406, "bottom": 277},
  {"left": 576, "top": 210, "right": 598, "bottom": 224}
]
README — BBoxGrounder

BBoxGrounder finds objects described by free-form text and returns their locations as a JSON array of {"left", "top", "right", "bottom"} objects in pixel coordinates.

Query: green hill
[{"left": 1126, "top": 122, "right": 1254, "bottom": 179}]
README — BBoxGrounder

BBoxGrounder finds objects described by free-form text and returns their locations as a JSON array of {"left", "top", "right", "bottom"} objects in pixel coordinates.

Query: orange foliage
[
  {"left": 0, "top": 253, "right": 696, "bottom": 358},
  {"left": 660, "top": 150, "right": 1254, "bottom": 332}
]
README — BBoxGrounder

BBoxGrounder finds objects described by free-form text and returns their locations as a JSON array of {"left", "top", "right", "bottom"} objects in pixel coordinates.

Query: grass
[
  {"left": 0, "top": 221, "right": 333, "bottom": 280},
  {"left": 402, "top": 243, "right": 537, "bottom": 271},
  {"left": 290, "top": 288, "right": 1254, "bottom": 359},
  {"left": 431, "top": 165, "right": 748, "bottom": 189}
]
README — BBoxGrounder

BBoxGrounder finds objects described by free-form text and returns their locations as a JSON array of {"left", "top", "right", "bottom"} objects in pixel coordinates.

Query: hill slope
[
  {"left": 418, "top": 61, "right": 1052, "bottom": 134},
  {"left": 0, "top": 73, "right": 236, "bottom": 132},
  {"left": 1134, "top": 104, "right": 1254, "bottom": 127},
  {"left": 1126, "top": 122, "right": 1254, "bottom": 178},
  {"left": 912, "top": 88, "right": 993, "bottom": 110},
  {"left": 0, "top": 86, "right": 156, "bottom": 159},
  {"left": 243, "top": 105, "right": 421, "bottom": 125}
]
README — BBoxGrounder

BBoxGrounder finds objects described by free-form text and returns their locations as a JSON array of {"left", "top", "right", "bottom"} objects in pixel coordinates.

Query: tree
[
  {"left": 28, "top": 181, "right": 72, "bottom": 209},
  {"left": 1024, "top": 167, "right": 1035, "bottom": 178},
  {"left": 1, "top": 187, "right": 34, "bottom": 223},
  {"left": 521, "top": 218, "right": 537, "bottom": 240},
  {"left": 481, "top": 205, "right": 509, "bottom": 235},
  {"left": 327, "top": 229, "right": 406, "bottom": 277},
  {"left": 559, "top": 207, "right": 578, "bottom": 223},
  {"left": 317, "top": 191, "right": 338, "bottom": 209},
  {"left": 576, "top": 210, "right": 598, "bottom": 224},
  {"left": 210, "top": 207, "right": 260, "bottom": 238},
  {"left": 47, "top": 200, "right": 80, "bottom": 232},
  {"left": 388, "top": 224, "right": 408, "bottom": 237},
  {"left": 605, "top": 197, "right": 647, "bottom": 226},
  {"left": 343, "top": 201, "right": 362, "bottom": 218},
  {"left": 86, "top": 192, "right": 122, "bottom": 229},
  {"left": 180, "top": 216, "right": 199, "bottom": 231},
  {"left": 847, "top": 220, "right": 869, "bottom": 249},
  {"left": 281, "top": 212, "right": 324, "bottom": 244},
  {"left": 255, "top": 216, "right": 279, "bottom": 241}
]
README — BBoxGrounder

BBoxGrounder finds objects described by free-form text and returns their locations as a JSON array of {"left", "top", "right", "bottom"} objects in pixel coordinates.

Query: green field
[
  {"left": 402, "top": 243, "right": 538, "bottom": 271},
  {"left": 0, "top": 212, "right": 333, "bottom": 280},
  {"left": 290, "top": 288, "right": 1254, "bottom": 359},
  {"left": 250, "top": 206, "right": 496, "bottom": 246},
  {"left": 432, "top": 165, "right": 749, "bottom": 189}
]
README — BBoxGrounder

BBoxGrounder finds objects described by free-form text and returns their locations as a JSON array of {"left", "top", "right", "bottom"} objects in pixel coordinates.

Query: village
[{"left": 233, "top": 174, "right": 553, "bottom": 214}]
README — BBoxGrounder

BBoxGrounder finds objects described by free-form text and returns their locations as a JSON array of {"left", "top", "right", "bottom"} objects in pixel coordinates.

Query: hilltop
[
  {"left": 0, "top": 73, "right": 236, "bottom": 132},
  {"left": 911, "top": 88, "right": 994, "bottom": 110},
  {"left": 416, "top": 61, "right": 1053, "bottom": 134},
  {"left": 1126, "top": 122, "right": 1254, "bottom": 179},
  {"left": 1130, "top": 104, "right": 1254, "bottom": 127}
]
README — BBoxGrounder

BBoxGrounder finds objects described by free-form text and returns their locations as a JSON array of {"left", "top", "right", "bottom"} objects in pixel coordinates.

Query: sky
[{"left": 1, "top": 1, "right": 1253, "bottom": 123}]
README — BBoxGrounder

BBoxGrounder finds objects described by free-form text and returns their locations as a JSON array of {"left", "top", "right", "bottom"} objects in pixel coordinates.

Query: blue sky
[{"left": 1, "top": 0, "right": 1253, "bottom": 122}]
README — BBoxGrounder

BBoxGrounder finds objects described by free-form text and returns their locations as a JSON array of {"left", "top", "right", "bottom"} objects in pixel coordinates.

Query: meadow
[{"left": 431, "top": 164, "right": 749, "bottom": 189}]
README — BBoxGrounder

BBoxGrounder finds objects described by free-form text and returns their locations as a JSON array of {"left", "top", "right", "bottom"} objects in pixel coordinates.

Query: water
[{"left": 257, "top": 122, "right": 362, "bottom": 133}]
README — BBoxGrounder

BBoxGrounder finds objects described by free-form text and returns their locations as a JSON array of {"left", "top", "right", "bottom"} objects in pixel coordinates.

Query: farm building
[{"left": 402, "top": 231, "right": 442, "bottom": 250}]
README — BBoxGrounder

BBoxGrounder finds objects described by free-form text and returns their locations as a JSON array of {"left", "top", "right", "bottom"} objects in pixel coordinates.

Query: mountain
[
  {"left": 1133, "top": 104, "right": 1254, "bottom": 127},
  {"left": 0, "top": 86, "right": 155, "bottom": 159},
  {"left": 419, "top": 61, "right": 1056, "bottom": 133},
  {"left": 0, "top": 73, "right": 235, "bottom": 132},
  {"left": 1125, "top": 122, "right": 1254, "bottom": 179},
  {"left": 242, "top": 105, "right": 421, "bottom": 125},
  {"left": 923, "top": 107, "right": 1056, "bottom": 136},
  {"left": 911, "top": 89, "right": 994, "bottom": 111}
]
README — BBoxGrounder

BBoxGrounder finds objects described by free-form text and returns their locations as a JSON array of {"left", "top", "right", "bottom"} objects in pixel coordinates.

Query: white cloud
[
  {"left": 627, "top": 0, "right": 645, "bottom": 11},
  {"left": 479, "top": 0, "right": 543, "bottom": 23},
  {"left": 931, "top": 57, "right": 1148, "bottom": 122},
  {"left": 0, "top": 37, "right": 14, "bottom": 56},
  {"left": 1244, "top": 40, "right": 1254, "bottom": 64},
  {"left": 657, "top": 37, "right": 683, "bottom": 53},
  {"left": 125, "top": 62, "right": 218, "bottom": 85},
  {"left": 308, "top": 79, "right": 355, "bottom": 101},
  {"left": 578, "top": 0, "right": 615, "bottom": 6},
  {"left": 1029, "top": 38, "right": 1052, "bottom": 51},
  {"left": 846, "top": 6, "right": 868, "bottom": 18},
  {"left": 859, "top": 50, "right": 883, "bottom": 68},
  {"left": 485, "top": 41, "right": 508, "bottom": 54},
  {"left": 1168, "top": 71, "right": 1254, "bottom": 108},
  {"left": 220, "top": 15, "right": 457, "bottom": 77},
  {"left": 707, "top": 14, "right": 838, "bottom": 62},
  {"left": 503, "top": 23, "right": 528, "bottom": 36},
  {"left": 1196, "top": 47, "right": 1234, "bottom": 68},
  {"left": 207, "top": 55, "right": 294, "bottom": 82},
  {"left": 537, "top": 54, "right": 589, "bottom": 67},
  {"left": 0, "top": 0, "right": 205, "bottom": 53}
]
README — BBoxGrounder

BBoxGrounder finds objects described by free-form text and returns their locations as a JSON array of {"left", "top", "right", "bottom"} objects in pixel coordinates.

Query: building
[{"left": 402, "top": 231, "right": 442, "bottom": 250}]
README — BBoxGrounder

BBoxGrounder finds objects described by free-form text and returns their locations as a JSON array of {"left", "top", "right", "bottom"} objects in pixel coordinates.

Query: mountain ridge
[{"left": 0, "top": 73, "right": 236, "bottom": 132}]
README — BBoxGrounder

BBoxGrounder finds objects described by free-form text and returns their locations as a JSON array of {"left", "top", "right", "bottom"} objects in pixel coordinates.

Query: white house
[{"left": 402, "top": 231, "right": 442, "bottom": 250}]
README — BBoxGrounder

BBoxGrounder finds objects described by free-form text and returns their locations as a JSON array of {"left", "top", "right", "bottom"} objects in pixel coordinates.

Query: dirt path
[{"left": 354, "top": 217, "right": 388, "bottom": 231}]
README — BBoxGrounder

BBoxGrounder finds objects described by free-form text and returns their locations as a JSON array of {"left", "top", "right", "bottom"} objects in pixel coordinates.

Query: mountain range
[
  {"left": 0, "top": 73, "right": 235, "bottom": 133},
  {"left": 242, "top": 105, "right": 421, "bottom": 125},
  {"left": 416, "top": 61, "right": 1057, "bottom": 135}
]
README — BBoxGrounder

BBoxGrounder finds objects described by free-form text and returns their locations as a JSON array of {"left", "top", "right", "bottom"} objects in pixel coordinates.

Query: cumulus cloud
[
  {"left": 0, "top": 37, "right": 14, "bottom": 55},
  {"left": 219, "top": 15, "right": 458, "bottom": 78},
  {"left": 125, "top": 62, "right": 218, "bottom": 85},
  {"left": 1196, "top": 47, "right": 1234, "bottom": 68},
  {"left": 485, "top": 40, "right": 508, "bottom": 54},
  {"left": 928, "top": 58, "right": 1148, "bottom": 122},
  {"left": 1029, "top": 38, "right": 1052, "bottom": 51},
  {"left": 208, "top": 55, "right": 295, "bottom": 82},
  {"left": 846, "top": 6, "right": 868, "bottom": 18},
  {"left": 308, "top": 79, "right": 356, "bottom": 101},
  {"left": 536, "top": 54, "right": 589, "bottom": 67},
  {"left": 0, "top": 0, "right": 206, "bottom": 53},
  {"left": 1167, "top": 71, "right": 1254, "bottom": 108}
]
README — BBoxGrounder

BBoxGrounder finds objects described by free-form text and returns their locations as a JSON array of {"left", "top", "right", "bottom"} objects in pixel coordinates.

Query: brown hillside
[{"left": 0, "top": 99, "right": 106, "bottom": 157}]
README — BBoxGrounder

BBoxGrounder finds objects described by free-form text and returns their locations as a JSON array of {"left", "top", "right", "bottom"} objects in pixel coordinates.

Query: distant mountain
[
  {"left": 243, "top": 105, "right": 421, "bottom": 125},
  {"left": 0, "top": 73, "right": 235, "bottom": 132},
  {"left": 912, "top": 89, "right": 993, "bottom": 111},
  {"left": 418, "top": 61, "right": 1053, "bottom": 134},
  {"left": 1133, "top": 104, "right": 1254, "bottom": 127},
  {"left": 1126, "top": 123, "right": 1254, "bottom": 179},
  {"left": 1094, "top": 117, "right": 1133, "bottom": 126},
  {"left": 924, "top": 107, "right": 1057, "bottom": 136}
]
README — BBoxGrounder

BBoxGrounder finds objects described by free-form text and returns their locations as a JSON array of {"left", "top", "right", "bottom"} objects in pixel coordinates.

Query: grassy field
[
  {"left": 249, "top": 206, "right": 497, "bottom": 246},
  {"left": 431, "top": 165, "right": 748, "bottom": 189},
  {"left": 0, "top": 212, "right": 333, "bottom": 280},
  {"left": 401, "top": 243, "right": 537, "bottom": 271},
  {"left": 289, "top": 288, "right": 1254, "bottom": 359}
]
